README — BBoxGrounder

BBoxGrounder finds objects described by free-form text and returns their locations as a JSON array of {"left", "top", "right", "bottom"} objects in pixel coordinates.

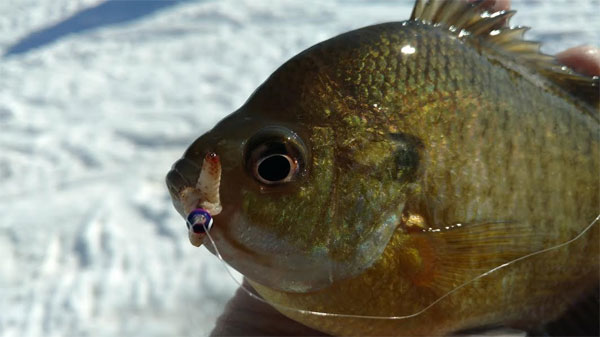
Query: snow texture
[{"left": 0, "top": 1, "right": 598, "bottom": 336}]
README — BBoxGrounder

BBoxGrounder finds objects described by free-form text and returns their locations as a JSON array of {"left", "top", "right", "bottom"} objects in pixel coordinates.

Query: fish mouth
[
  {"left": 166, "top": 151, "right": 396, "bottom": 293},
  {"left": 166, "top": 153, "right": 222, "bottom": 246},
  {"left": 166, "top": 155, "right": 335, "bottom": 292}
]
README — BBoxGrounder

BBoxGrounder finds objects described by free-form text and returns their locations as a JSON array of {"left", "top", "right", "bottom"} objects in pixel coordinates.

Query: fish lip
[
  {"left": 167, "top": 157, "right": 202, "bottom": 191},
  {"left": 166, "top": 153, "right": 223, "bottom": 217},
  {"left": 168, "top": 152, "right": 223, "bottom": 249},
  {"left": 166, "top": 157, "right": 202, "bottom": 217}
]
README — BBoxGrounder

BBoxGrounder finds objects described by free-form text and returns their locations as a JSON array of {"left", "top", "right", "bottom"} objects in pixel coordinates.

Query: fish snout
[
  {"left": 166, "top": 153, "right": 223, "bottom": 246},
  {"left": 166, "top": 157, "right": 202, "bottom": 217}
]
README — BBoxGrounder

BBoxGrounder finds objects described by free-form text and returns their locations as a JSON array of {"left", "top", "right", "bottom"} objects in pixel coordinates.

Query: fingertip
[
  {"left": 490, "top": 0, "right": 511, "bottom": 12},
  {"left": 556, "top": 45, "right": 600, "bottom": 77},
  {"left": 210, "top": 280, "right": 329, "bottom": 336}
]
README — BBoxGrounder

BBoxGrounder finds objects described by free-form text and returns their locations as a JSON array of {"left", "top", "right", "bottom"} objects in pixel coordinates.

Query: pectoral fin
[{"left": 407, "top": 220, "right": 554, "bottom": 293}]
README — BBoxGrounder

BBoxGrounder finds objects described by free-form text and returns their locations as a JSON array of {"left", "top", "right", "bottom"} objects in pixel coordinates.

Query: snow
[{"left": 0, "top": 1, "right": 598, "bottom": 336}]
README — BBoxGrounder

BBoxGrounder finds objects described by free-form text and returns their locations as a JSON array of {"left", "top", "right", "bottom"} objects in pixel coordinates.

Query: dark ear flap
[{"left": 388, "top": 133, "right": 423, "bottom": 181}]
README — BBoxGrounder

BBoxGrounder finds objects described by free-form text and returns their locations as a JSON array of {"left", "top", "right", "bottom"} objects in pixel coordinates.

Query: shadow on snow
[{"left": 3, "top": 0, "right": 181, "bottom": 57}]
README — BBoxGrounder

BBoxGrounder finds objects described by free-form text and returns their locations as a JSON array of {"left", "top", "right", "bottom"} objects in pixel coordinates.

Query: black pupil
[{"left": 258, "top": 155, "right": 291, "bottom": 182}]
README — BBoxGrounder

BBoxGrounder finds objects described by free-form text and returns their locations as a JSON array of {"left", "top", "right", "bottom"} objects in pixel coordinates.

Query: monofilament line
[{"left": 203, "top": 213, "right": 599, "bottom": 320}]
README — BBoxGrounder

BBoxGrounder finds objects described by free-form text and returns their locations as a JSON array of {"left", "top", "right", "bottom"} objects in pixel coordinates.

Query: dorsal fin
[{"left": 410, "top": 0, "right": 600, "bottom": 113}]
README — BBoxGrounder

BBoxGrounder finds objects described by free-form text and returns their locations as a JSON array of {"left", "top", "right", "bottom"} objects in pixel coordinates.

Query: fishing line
[{"left": 202, "top": 213, "right": 599, "bottom": 320}]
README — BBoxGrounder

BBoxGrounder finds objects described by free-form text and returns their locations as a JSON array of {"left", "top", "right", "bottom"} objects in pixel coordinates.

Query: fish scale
[
  {"left": 166, "top": 1, "right": 599, "bottom": 335},
  {"left": 254, "top": 21, "right": 597, "bottom": 334}
]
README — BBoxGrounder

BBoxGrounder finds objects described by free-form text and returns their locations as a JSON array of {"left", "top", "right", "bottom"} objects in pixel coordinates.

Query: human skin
[{"left": 208, "top": 1, "right": 600, "bottom": 335}]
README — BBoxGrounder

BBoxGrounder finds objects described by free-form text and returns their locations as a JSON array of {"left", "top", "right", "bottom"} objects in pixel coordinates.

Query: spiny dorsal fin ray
[
  {"left": 487, "top": 26, "right": 529, "bottom": 44},
  {"left": 434, "top": 1, "right": 469, "bottom": 27},
  {"left": 410, "top": 0, "right": 599, "bottom": 112},
  {"left": 465, "top": 10, "right": 515, "bottom": 36}
]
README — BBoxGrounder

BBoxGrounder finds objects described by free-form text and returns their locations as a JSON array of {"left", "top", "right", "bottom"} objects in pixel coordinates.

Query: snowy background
[{"left": 1, "top": 1, "right": 598, "bottom": 336}]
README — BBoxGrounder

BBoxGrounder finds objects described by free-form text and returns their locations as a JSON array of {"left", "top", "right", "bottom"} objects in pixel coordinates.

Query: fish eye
[
  {"left": 255, "top": 153, "right": 297, "bottom": 184},
  {"left": 245, "top": 127, "right": 306, "bottom": 185}
]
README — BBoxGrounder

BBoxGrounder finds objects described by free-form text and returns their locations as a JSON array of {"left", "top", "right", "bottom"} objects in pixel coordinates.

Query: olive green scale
[
  {"left": 167, "top": 0, "right": 599, "bottom": 335},
  {"left": 249, "top": 9, "right": 598, "bottom": 337}
]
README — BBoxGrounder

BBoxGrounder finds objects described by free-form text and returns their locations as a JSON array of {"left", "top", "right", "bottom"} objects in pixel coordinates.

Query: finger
[
  {"left": 486, "top": 0, "right": 511, "bottom": 12},
  {"left": 210, "top": 279, "right": 328, "bottom": 336},
  {"left": 556, "top": 45, "right": 600, "bottom": 76}
]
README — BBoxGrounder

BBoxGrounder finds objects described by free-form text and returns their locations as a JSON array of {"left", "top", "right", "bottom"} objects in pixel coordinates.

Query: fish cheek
[
  {"left": 240, "top": 126, "right": 337, "bottom": 254},
  {"left": 236, "top": 124, "right": 415, "bottom": 284},
  {"left": 311, "top": 129, "right": 415, "bottom": 268}
]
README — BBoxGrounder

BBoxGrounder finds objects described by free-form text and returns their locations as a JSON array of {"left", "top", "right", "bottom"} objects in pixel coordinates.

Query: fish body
[{"left": 166, "top": 1, "right": 599, "bottom": 335}]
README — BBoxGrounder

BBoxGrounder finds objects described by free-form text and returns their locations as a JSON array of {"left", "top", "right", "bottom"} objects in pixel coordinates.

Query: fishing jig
[{"left": 187, "top": 208, "right": 214, "bottom": 234}]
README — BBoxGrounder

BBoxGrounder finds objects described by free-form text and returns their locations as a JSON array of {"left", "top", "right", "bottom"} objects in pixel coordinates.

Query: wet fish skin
[
  {"left": 166, "top": 5, "right": 599, "bottom": 336},
  {"left": 242, "top": 21, "right": 599, "bottom": 335}
]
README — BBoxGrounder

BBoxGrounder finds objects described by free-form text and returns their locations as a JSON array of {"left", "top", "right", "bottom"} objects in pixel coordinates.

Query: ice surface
[{"left": 1, "top": 1, "right": 598, "bottom": 336}]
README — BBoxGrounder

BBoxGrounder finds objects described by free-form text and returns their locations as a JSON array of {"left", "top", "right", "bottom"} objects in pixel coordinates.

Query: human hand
[
  {"left": 557, "top": 45, "right": 600, "bottom": 77},
  {"left": 210, "top": 279, "right": 327, "bottom": 336}
]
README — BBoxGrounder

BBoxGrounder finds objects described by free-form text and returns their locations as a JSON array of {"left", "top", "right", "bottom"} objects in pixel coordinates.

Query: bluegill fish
[{"left": 166, "top": 0, "right": 599, "bottom": 335}]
